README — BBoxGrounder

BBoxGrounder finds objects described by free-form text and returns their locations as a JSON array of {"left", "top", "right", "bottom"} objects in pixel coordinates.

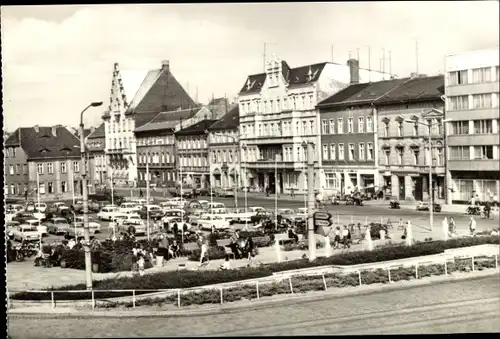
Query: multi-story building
[
  {"left": 207, "top": 105, "right": 240, "bottom": 189},
  {"left": 4, "top": 125, "right": 94, "bottom": 200},
  {"left": 102, "top": 60, "right": 195, "bottom": 187},
  {"left": 86, "top": 123, "right": 107, "bottom": 187},
  {"left": 134, "top": 106, "right": 211, "bottom": 187},
  {"left": 374, "top": 75, "right": 445, "bottom": 201},
  {"left": 445, "top": 48, "right": 500, "bottom": 204},
  {"left": 238, "top": 54, "right": 391, "bottom": 194},
  {"left": 175, "top": 119, "right": 218, "bottom": 188},
  {"left": 317, "top": 78, "right": 409, "bottom": 196}
]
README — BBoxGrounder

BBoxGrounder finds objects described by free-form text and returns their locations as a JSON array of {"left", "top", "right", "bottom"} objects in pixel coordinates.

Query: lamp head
[{"left": 91, "top": 102, "right": 103, "bottom": 107}]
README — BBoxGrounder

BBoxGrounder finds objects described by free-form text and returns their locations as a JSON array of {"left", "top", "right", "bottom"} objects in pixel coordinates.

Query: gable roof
[
  {"left": 288, "top": 62, "right": 327, "bottom": 87},
  {"left": 373, "top": 75, "right": 444, "bottom": 105},
  {"left": 175, "top": 119, "right": 218, "bottom": 137},
  {"left": 318, "top": 83, "right": 372, "bottom": 106},
  {"left": 87, "top": 123, "right": 106, "bottom": 139},
  {"left": 208, "top": 106, "right": 239, "bottom": 131},
  {"left": 5, "top": 126, "right": 81, "bottom": 160},
  {"left": 208, "top": 97, "right": 228, "bottom": 106},
  {"left": 134, "top": 111, "right": 162, "bottom": 129},
  {"left": 134, "top": 108, "right": 201, "bottom": 133},
  {"left": 239, "top": 73, "right": 267, "bottom": 94}
]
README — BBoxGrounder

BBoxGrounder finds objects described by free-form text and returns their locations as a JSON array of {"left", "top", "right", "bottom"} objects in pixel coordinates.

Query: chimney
[
  {"left": 34, "top": 125, "right": 40, "bottom": 133},
  {"left": 161, "top": 60, "right": 170, "bottom": 71},
  {"left": 90, "top": 126, "right": 96, "bottom": 134},
  {"left": 51, "top": 126, "right": 57, "bottom": 137},
  {"left": 347, "top": 59, "right": 360, "bottom": 84}
]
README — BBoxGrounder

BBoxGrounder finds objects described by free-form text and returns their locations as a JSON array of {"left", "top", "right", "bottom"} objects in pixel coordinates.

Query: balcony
[
  {"left": 106, "top": 148, "right": 134, "bottom": 155},
  {"left": 179, "top": 166, "right": 210, "bottom": 173},
  {"left": 448, "top": 159, "right": 499, "bottom": 172},
  {"left": 380, "top": 164, "right": 445, "bottom": 174},
  {"left": 243, "top": 135, "right": 293, "bottom": 145},
  {"left": 245, "top": 159, "right": 295, "bottom": 170}
]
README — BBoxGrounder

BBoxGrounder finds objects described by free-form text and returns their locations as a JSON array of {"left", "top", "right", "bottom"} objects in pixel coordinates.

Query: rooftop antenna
[
  {"left": 388, "top": 50, "right": 392, "bottom": 77},
  {"left": 348, "top": 51, "right": 352, "bottom": 60},
  {"left": 382, "top": 48, "right": 386, "bottom": 74},
  {"left": 357, "top": 48, "right": 360, "bottom": 62},
  {"left": 195, "top": 86, "right": 199, "bottom": 104},
  {"left": 415, "top": 38, "right": 419, "bottom": 75}
]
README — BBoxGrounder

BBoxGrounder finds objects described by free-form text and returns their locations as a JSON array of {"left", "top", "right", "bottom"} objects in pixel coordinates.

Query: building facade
[
  {"left": 4, "top": 125, "right": 94, "bottom": 200},
  {"left": 445, "top": 48, "right": 500, "bottom": 204},
  {"left": 102, "top": 60, "right": 195, "bottom": 187},
  {"left": 375, "top": 75, "right": 446, "bottom": 202},
  {"left": 238, "top": 55, "right": 391, "bottom": 194},
  {"left": 86, "top": 123, "right": 107, "bottom": 187},
  {"left": 175, "top": 119, "right": 217, "bottom": 189},
  {"left": 207, "top": 106, "right": 240, "bottom": 189},
  {"left": 134, "top": 107, "right": 210, "bottom": 187}
]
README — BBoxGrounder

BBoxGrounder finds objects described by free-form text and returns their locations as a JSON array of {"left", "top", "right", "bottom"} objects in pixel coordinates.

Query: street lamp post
[
  {"left": 80, "top": 101, "right": 103, "bottom": 290},
  {"left": 302, "top": 141, "right": 316, "bottom": 262},
  {"left": 242, "top": 143, "right": 248, "bottom": 213},
  {"left": 405, "top": 116, "right": 449, "bottom": 232}
]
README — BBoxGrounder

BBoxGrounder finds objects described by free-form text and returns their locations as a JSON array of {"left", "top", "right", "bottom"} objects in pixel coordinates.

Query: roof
[
  {"left": 239, "top": 61, "right": 328, "bottom": 94},
  {"left": 87, "top": 123, "right": 105, "bottom": 139},
  {"left": 175, "top": 119, "right": 218, "bottom": 137},
  {"left": 4, "top": 126, "right": 81, "bottom": 159},
  {"left": 208, "top": 97, "right": 228, "bottom": 106},
  {"left": 120, "top": 69, "right": 151, "bottom": 106},
  {"left": 208, "top": 106, "right": 239, "bottom": 131},
  {"left": 126, "top": 69, "right": 162, "bottom": 112},
  {"left": 134, "top": 112, "right": 162, "bottom": 129},
  {"left": 373, "top": 75, "right": 445, "bottom": 105},
  {"left": 318, "top": 78, "right": 411, "bottom": 108},
  {"left": 134, "top": 108, "right": 201, "bottom": 133}
]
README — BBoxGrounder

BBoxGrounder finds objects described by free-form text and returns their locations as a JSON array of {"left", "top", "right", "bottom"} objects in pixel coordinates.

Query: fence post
[
  {"left": 444, "top": 260, "right": 448, "bottom": 275},
  {"left": 415, "top": 264, "right": 419, "bottom": 279},
  {"left": 220, "top": 287, "right": 224, "bottom": 304},
  {"left": 177, "top": 289, "right": 181, "bottom": 307},
  {"left": 358, "top": 271, "right": 362, "bottom": 286},
  {"left": 322, "top": 274, "right": 327, "bottom": 291},
  {"left": 387, "top": 268, "right": 392, "bottom": 283},
  {"left": 51, "top": 291, "right": 55, "bottom": 309},
  {"left": 91, "top": 290, "right": 95, "bottom": 310},
  {"left": 471, "top": 256, "right": 475, "bottom": 272},
  {"left": 132, "top": 290, "right": 136, "bottom": 308},
  {"left": 289, "top": 277, "right": 294, "bottom": 294},
  {"left": 256, "top": 281, "right": 260, "bottom": 299}
]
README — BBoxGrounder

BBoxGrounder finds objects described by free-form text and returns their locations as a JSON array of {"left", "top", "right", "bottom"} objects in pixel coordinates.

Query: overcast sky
[{"left": 2, "top": 2, "right": 499, "bottom": 131}]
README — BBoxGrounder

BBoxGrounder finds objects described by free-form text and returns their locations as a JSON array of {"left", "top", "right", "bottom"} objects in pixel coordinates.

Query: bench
[{"left": 181, "top": 242, "right": 199, "bottom": 252}]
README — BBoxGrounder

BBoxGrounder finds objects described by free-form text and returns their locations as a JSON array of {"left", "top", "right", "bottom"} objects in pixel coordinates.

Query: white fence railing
[{"left": 8, "top": 254, "right": 498, "bottom": 310}]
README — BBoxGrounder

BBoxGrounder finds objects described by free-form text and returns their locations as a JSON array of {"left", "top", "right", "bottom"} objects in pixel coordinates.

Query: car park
[
  {"left": 116, "top": 214, "right": 147, "bottom": 235},
  {"left": 44, "top": 217, "right": 71, "bottom": 235},
  {"left": 12, "top": 225, "right": 41, "bottom": 242},
  {"left": 12, "top": 212, "right": 37, "bottom": 224},
  {"left": 119, "top": 202, "right": 141, "bottom": 214},
  {"left": 250, "top": 210, "right": 273, "bottom": 225},
  {"left": 65, "top": 227, "right": 96, "bottom": 240},
  {"left": 161, "top": 209, "right": 186, "bottom": 226}
]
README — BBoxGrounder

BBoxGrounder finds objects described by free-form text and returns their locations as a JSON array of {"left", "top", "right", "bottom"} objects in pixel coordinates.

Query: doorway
[
  {"left": 269, "top": 172, "right": 276, "bottom": 194},
  {"left": 398, "top": 176, "right": 405, "bottom": 200}
]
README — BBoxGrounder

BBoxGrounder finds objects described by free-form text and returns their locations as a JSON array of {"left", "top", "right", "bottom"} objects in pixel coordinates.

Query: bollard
[
  {"left": 91, "top": 290, "right": 95, "bottom": 310},
  {"left": 387, "top": 268, "right": 392, "bottom": 283},
  {"left": 220, "top": 287, "right": 224, "bottom": 304},
  {"left": 358, "top": 271, "right": 362, "bottom": 286},
  {"left": 177, "top": 289, "right": 181, "bottom": 307},
  {"left": 132, "top": 290, "right": 136, "bottom": 308},
  {"left": 51, "top": 291, "right": 55, "bottom": 309},
  {"left": 289, "top": 277, "right": 294, "bottom": 294},
  {"left": 415, "top": 264, "right": 419, "bottom": 279},
  {"left": 472, "top": 256, "right": 475, "bottom": 272},
  {"left": 444, "top": 260, "right": 448, "bottom": 275},
  {"left": 256, "top": 281, "right": 260, "bottom": 299},
  {"left": 322, "top": 274, "right": 327, "bottom": 291}
]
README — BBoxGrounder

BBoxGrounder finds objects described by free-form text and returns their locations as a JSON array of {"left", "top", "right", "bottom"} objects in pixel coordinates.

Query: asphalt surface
[{"left": 8, "top": 276, "right": 500, "bottom": 337}]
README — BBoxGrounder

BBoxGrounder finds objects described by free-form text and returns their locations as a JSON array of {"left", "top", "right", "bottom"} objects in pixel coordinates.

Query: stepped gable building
[
  {"left": 373, "top": 75, "right": 445, "bottom": 202},
  {"left": 101, "top": 60, "right": 195, "bottom": 186},
  {"left": 4, "top": 125, "right": 94, "bottom": 199},
  {"left": 175, "top": 119, "right": 218, "bottom": 189},
  {"left": 207, "top": 105, "right": 240, "bottom": 189},
  {"left": 134, "top": 106, "right": 211, "bottom": 187},
  {"left": 317, "top": 78, "right": 409, "bottom": 196},
  {"left": 445, "top": 48, "right": 499, "bottom": 204},
  {"left": 238, "top": 54, "right": 391, "bottom": 194},
  {"left": 86, "top": 123, "right": 107, "bottom": 186}
]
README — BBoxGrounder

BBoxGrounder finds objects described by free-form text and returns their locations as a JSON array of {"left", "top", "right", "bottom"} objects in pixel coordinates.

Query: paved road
[{"left": 8, "top": 276, "right": 500, "bottom": 337}]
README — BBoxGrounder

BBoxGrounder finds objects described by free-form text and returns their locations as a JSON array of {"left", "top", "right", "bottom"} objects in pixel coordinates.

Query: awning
[
  {"left": 381, "top": 143, "right": 391, "bottom": 149},
  {"left": 212, "top": 168, "right": 221, "bottom": 175}
]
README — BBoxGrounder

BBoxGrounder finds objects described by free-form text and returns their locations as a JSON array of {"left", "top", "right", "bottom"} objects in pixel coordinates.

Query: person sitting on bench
[{"left": 287, "top": 226, "right": 299, "bottom": 243}]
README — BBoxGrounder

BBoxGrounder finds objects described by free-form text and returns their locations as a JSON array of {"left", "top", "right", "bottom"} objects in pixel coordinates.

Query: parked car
[
  {"left": 197, "top": 214, "right": 231, "bottom": 231},
  {"left": 197, "top": 187, "right": 213, "bottom": 196},
  {"left": 97, "top": 206, "right": 124, "bottom": 221},
  {"left": 116, "top": 214, "right": 147, "bottom": 236},
  {"left": 119, "top": 202, "right": 141, "bottom": 214},
  {"left": 45, "top": 217, "right": 71, "bottom": 235},
  {"left": 48, "top": 202, "right": 70, "bottom": 216},
  {"left": 6, "top": 221, "right": 20, "bottom": 239},
  {"left": 71, "top": 200, "right": 100, "bottom": 213},
  {"left": 416, "top": 202, "right": 442, "bottom": 212},
  {"left": 278, "top": 208, "right": 304, "bottom": 223},
  {"left": 250, "top": 211, "right": 274, "bottom": 225},
  {"left": 161, "top": 209, "right": 186, "bottom": 227},
  {"left": 215, "top": 187, "right": 235, "bottom": 197},
  {"left": 25, "top": 219, "right": 48, "bottom": 236},
  {"left": 73, "top": 216, "right": 101, "bottom": 233},
  {"left": 248, "top": 206, "right": 266, "bottom": 214},
  {"left": 206, "top": 202, "right": 226, "bottom": 214},
  {"left": 296, "top": 208, "right": 308, "bottom": 220},
  {"left": 12, "top": 212, "right": 37, "bottom": 224},
  {"left": 138, "top": 205, "right": 164, "bottom": 220},
  {"left": 89, "top": 192, "right": 125, "bottom": 205},
  {"left": 64, "top": 227, "right": 96, "bottom": 240},
  {"left": 12, "top": 225, "right": 41, "bottom": 242},
  {"left": 34, "top": 203, "right": 48, "bottom": 213}
]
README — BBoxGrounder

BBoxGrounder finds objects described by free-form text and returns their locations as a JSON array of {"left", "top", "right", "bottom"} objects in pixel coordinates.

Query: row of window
[
  {"left": 449, "top": 145, "right": 497, "bottom": 160},
  {"left": 7, "top": 164, "right": 27, "bottom": 175},
  {"left": 178, "top": 138, "right": 208, "bottom": 150},
  {"left": 138, "top": 171, "right": 177, "bottom": 182},
  {"left": 241, "top": 119, "right": 317, "bottom": 138},
  {"left": 34, "top": 162, "right": 79, "bottom": 175},
  {"left": 209, "top": 132, "right": 238, "bottom": 144},
  {"left": 322, "top": 143, "right": 375, "bottom": 162},
  {"left": 136, "top": 135, "right": 175, "bottom": 146},
  {"left": 240, "top": 92, "right": 316, "bottom": 115},
  {"left": 449, "top": 119, "right": 498, "bottom": 135},
  {"left": 137, "top": 152, "right": 173, "bottom": 165},
  {"left": 107, "top": 118, "right": 134, "bottom": 134},
  {"left": 7, "top": 181, "right": 73, "bottom": 196},
  {"left": 382, "top": 118, "right": 442, "bottom": 137},
  {"left": 448, "top": 93, "right": 499, "bottom": 111},
  {"left": 321, "top": 116, "right": 374, "bottom": 135},
  {"left": 179, "top": 156, "right": 208, "bottom": 167},
  {"left": 5, "top": 147, "right": 17, "bottom": 158},
  {"left": 448, "top": 66, "right": 500, "bottom": 86},
  {"left": 211, "top": 149, "right": 237, "bottom": 164},
  {"left": 382, "top": 147, "right": 444, "bottom": 167}
]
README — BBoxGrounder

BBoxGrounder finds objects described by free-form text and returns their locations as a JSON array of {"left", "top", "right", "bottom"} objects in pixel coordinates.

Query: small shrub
[
  {"left": 389, "top": 266, "right": 415, "bottom": 282},
  {"left": 361, "top": 269, "right": 390, "bottom": 284},
  {"left": 187, "top": 246, "right": 227, "bottom": 261}
]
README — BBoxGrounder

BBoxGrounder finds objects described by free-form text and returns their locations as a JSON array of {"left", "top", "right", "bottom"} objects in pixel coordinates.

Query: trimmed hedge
[{"left": 11, "top": 235, "right": 499, "bottom": 301}]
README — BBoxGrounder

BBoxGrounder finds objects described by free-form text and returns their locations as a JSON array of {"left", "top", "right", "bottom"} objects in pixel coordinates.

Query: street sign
[
  {"left": 314, "top": 219, "right": 331, "bottom": 227},
  {"left": 313, "top": 211, "right": 331, "bottom": 220},
  {"left": 313, "top": 211, "right": 334, "bottom": 233}
]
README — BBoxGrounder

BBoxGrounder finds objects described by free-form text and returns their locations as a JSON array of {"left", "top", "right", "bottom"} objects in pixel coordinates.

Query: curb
[{"left": 8, "top": 269, "right": 499, "bottom": 318}]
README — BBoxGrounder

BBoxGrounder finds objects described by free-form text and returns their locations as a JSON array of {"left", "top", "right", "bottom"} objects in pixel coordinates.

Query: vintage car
[
  {"left": 416, "top": 202, "right": 442, "bottom": 212},
  {"left": 206, "top": 202, "right": 226, "bottom": 214},
  {"left": 45, "top": 217, "right": 71, "bottom": 235},
  {"left": 12, "top": 225, "right": 41, "bottom": 242},
  {"left": 34, "top": 203, "right": 48, "bottom": 213},
  {"left": 250, "top": 210, "right": 274, "bottom": 225},
  {"left": 48, "top": 202, "right": 71, "bottom": 215},
  {"left": 115, "top": 214, "right": 147, "bottom": 236},
  {"left": 24, "top": 219, "right": 48, "bottom": 235},
  {"left": 12, "top": 212, "right": 37, "bottom": 224},
  {"left": 71, "top": 200, "right": 101, "bottom": 213},
  {"left": 161, "top": 209, "right": 186, "bottom": 227},
  {"left": 64, "top": 227, "right": 96, "bottom": 240},
  {"left": 197, "top": 214, "right": 231, "bottom": 231},
  {"left": 138, "top": 205, "right": 164, "bottom": 220},
  {"left": 296, "top": 208, "right": 308, "bottom": 220},
  {"left": 6, "top": 221, "right": 20, "bottom": 239},
  {"left": 119, "top": 202, "right": 141, "bottom": 214},
  {"left": 214, "top": 187, "right": 235, "bottom": 197},
  {"left": 278, "top": 208, "right": 304, "bottom": 223},
  {"left": 97, "top": 206, "right": 125, "bottom": 221},
  {"left": 73, "top": 216, "right": 101, "bottom": 233}
]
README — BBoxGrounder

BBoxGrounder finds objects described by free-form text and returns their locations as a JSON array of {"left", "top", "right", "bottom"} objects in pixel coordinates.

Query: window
[
  {"left": 330, "top": 144, "right": 336, "bottom": 160},
  {"left": 338, "top": 144, "right": 344, "bottom": 160},
  {"left": 47, "top": 182, "right": 54, "bottom": 194},
  {"left": 61, "top": 181, "right": 67, "bottom": 193},
  {"left": 47, "top": 163, "right": 54, "bottom": 174},
  {"left": 309, "top": 120, "right": 315, "bottom": 135},
  {"left": 367, "top": 143, "right": 374, "bottom": 161},
  {"left": 348, "top": 143, "right": 355, "bottom": 160},
  {"left": 366, "top": 116, "right": 373, "bottom": 132},
  {"left": 16, "top": 164, "right": 20, "bottom": 174},
  {"left": 347, "top": 118, "right": 353, "bottom": 133},
  {"left": 12, "top": 148, "right": 16, "bottom": 157},
  {"left": 73, "top": 161, "right": 80, "bottom": 172},
  {"left": 412, "top": 148, "right": 419, "bottom": 165},
  {"left": 472, "top": 93, "right": 492, "bottom": 109},
  {"left": 359, "top": 143, "right": 365, "bottom": 160},
  {"left": 325, "top": 173, "right": 337, "bottom": 189},
  {"left": 358, "top": 117, "right": 364, "bottom": 133},
  {"left": 474, "top": 145, "right": 494, "bottom": 160},
  {"left": 436, "top": 148, "right": 443, "bottom": 166},
  {"left": 61, "top": 162, "right": 67, "bottom": 173},
  {"left": 449, "top": 70, "right": 468, "bottom": 85},
  {"left": 396, "top": 147, "right": 404, "bottom": 165},
  {"left": 449, "top": 95, "right": 469, "bottom": 110},
  {"left": 9, "top": 165, "right": 14, "bottom": 175},
  {"left": 472, "top": 67, "right": 492, "bottom": 83},
  {"left": 37, "top": 163, "right": 43, "bottom": 175},
  {"left": 497, "top": 66, "right": 500, "bottom": 82},
  {"left": 450, "top": 121, "right": 469, "bottom": 134},
  {"left": 337, "top": 118, "right": 344, "bottom": 134},
  {"left": 397, "top": 121, "right": 403, "bottom": 136},
  {"left": 23, "top": 164, "right": 27, "bottom": 174},
  {"left": 412, "top": 123, "right": 418, "bottom": 136},
  {"left": 474, "top": 120, "right": 493, "bottom": 134},
  {"left": 322, "top": 144, "right": 329, "bottom": 160},
  {"left": 39, "top": 183, "right": 46, "bottom": 194},
  {"left": 384, "top": 122, "right": 389, "bottom": 137},
  {"left": 10, "top": 184, "right": 15, "bottom": 195},
  {"left": 384, "top": 150, "right": 390, "bottom": 165},
  {"left": 329, "top": 119, "right": 335, "bottom": 134}
]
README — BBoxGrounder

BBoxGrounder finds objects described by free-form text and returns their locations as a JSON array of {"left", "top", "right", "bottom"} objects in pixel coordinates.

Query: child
[
  {"left": 137, "top": 255, "right": 145, "bottom": 276},
  {"left": 220, "top": 255, "right": 231, "bottom": 270}
]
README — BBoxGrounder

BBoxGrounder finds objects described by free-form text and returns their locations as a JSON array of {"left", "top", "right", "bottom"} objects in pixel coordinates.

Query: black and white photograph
[{"left": 3, "top": 2, "right": 500, "bottom": 337}]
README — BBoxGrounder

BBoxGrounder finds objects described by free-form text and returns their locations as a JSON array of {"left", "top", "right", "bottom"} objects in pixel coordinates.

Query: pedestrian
[
  {"left": 137, "top": 255, "right": 145, "bottom": 276},
  {"left": 291, "top": 188, "right": 295, "bottom": 198},
  {"left": 220, "top": 255, "right": 231, "bottom": 270},
  {"left": 341, "top": 226, "right": 350, "bottom": 248},
  {"left": 448, "top": 217, "right": 456, "bottom": 237},
  {"left": 139, "top": 189, "right": 143, "bottom": 198},
  {"left": 266, "top": 186, "right": 270, "bottom": 197},
  {"left": 469, "top": 216, "right": 476, "bottom": 236},
  {"left": 199, "top": 239, "right": 209, "bottom": 266},
  {"left": 333, "top": 227, "right": 341, "bottom": 249}
]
